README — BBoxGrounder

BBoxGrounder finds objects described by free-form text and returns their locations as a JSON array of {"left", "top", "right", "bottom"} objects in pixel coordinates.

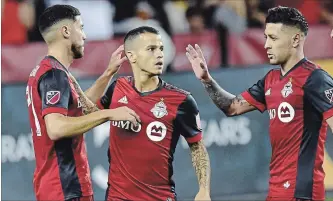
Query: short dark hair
[
  {"left": 266, "top": 6, "right": 309, "bottom": 36},
  {"left": 124, "top": 26, "right": 159, "bottom": 43},
  {"left": 38, "top": 4, "right": 81, "bottom": 33},
  {"left": 186, "top": 7, "right": 203, "bottom": 19}
]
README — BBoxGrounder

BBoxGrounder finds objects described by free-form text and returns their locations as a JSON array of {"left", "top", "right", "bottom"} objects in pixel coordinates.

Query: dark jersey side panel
[{"left": 295, "top": 69, "right": 333, "bottom": 199}]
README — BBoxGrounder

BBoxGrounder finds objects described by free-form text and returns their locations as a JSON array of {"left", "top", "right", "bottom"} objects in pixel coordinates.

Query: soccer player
[
  {"left": 187, "top": 6, "right": 333, "bottom": 201},
  {"left": 26, "top": 5, "right": 140, "bottom": 201},
  {"left": 93, "top": 26, "right": 211, "bottom": 201}
]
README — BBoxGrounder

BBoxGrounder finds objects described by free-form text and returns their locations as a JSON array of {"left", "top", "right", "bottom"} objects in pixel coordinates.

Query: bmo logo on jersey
[
  {"left": 268, "top": 102, "right": 295, "bottom": 123},
  {"left": 278, "top": 102, "right": 295, "bottom": 123},
  {"left": 111, "top": 121, "right": 142, "bottom": 132},
  {"left": 146, "top": 121, "right": 167, "bottom": 142}
]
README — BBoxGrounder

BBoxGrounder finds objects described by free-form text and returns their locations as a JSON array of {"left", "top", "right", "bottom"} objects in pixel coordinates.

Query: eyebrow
[{"left": 146, "top": 45, "right": 164, "bottom": 48}]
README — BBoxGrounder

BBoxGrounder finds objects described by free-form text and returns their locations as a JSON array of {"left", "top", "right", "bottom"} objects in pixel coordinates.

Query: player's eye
[
  {"left": 160, "top": 47, "right": 164, "bottom": 51},
  {"left": 148, "top": 48, "right": 154, "bottom": 51}
]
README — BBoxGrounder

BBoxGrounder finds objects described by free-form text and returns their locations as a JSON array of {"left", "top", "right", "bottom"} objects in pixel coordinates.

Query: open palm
[{"left": 186, "top": 44, "right": 211, "bottom": 82}]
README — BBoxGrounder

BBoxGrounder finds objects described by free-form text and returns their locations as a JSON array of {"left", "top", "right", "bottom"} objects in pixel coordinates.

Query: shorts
[
  {"left": 66, "top": 195, "right": 94, "bottom": 201},
  {"left": 266, "top": 196, "right": 323, "bottom": 201}
]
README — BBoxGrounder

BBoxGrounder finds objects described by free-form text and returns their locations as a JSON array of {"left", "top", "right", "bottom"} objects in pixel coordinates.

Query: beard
[{"left": 71, "top": 44, "right": 83, "bottom": 59}]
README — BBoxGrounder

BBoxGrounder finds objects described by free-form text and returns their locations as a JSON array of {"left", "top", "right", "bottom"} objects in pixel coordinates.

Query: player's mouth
[
  {"left": 267, "top": 53, "right": 274, "bottom": 59},
  {"left": 155, "top": 61, "right": 163, "bottom": 68}
]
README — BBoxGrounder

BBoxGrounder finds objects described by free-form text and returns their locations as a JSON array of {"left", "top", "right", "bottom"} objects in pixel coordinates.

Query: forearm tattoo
[
  {"left": 70, "top": 77, "right": 99, "bottom": 115},
  {"left": 202, "top": 79, "right": 236, "bottom": 112},
  {"left": 189, "top": 140, "right": 211, "bottom": 190}
]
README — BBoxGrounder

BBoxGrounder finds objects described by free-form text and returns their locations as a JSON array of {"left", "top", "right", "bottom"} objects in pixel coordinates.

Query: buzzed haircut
[
  {"left": 266, "top": 6, "right": 309, "bottom": 36},
  {"left": 124, "top": 26, "right": 160, "bottom": 43},
  {"left": 38, "top": 4, "right": 81, "bottom": 34}
]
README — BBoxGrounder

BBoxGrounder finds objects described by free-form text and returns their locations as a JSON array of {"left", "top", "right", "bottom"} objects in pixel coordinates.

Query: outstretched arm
[
  {"left": 186, "top": 44, "right": 256, "bottom": 116},
  {"left": 202, "top": 78, "right": 255, "bottom": 116}
]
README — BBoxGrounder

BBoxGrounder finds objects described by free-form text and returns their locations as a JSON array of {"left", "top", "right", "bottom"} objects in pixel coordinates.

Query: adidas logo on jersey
[{"left": 118, "top": 96, "right": 128, "bottom": 104}]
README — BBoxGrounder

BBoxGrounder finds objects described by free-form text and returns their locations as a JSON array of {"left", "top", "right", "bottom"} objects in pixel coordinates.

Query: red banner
[
  {"left": 228, "top": 25, "right": 333, "bottom": 66},
  {"left": 1, "top": 31, "right": 221, "bottom": 83}
]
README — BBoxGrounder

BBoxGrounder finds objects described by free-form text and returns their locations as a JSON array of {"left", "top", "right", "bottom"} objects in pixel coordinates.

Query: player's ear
[
  {"left": 126, "top": 51, "right": 137, "bottom": 63},
  {"left": 292, "top": 33, "right": 301, "bottom": 48},
  {"left": 61, "top": 25, "right": 71, "bottom": 39}
]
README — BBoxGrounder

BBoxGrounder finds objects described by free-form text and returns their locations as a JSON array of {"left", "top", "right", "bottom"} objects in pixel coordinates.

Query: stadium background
[{"left": 1, "top": 0, "right": 333, "bottom": 200}]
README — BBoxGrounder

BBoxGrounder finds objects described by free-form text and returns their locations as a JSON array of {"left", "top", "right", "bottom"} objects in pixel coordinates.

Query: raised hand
[
  {"left": 104, "top": 45, "right": 127, "bottom": 76},
  {"left": 186, "top": 44, "right": 211, "bottom": 82}
]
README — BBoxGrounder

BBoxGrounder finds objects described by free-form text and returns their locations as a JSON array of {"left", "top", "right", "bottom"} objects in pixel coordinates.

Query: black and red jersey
[
  {"left": 242, "top": 58, "right": 333, "bottom": 200},
  {"left": 26, "top": 56, "right": 92, "bottom": 201},
  {"left": 98, "top": 77, "right": 203, "bottom": 201}
]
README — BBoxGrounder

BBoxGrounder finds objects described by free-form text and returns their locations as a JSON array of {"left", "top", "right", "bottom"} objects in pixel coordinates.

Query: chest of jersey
[
  {"left": 108, "top": 83, "right": 184, "bottom": 147},
  {"left": 265, "top": 75, "right": 305, "bottom": 123}
]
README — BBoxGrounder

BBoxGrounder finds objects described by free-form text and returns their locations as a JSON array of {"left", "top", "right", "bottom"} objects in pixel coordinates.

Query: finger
[
  {"left": 186, "top": 44, "right": 198, "bottom": 59},
  {"left": 118, "top": 56, "right": 127, "bottom": 65},
  {"left": 127, "top": 109, "right": 141, "bottom": 123},
  {"left": 195, "top": 44, "right": 207, "bottom": 64},
  {"left": 128, "top": 117, "right": 138, "bottom": 126},
  {"left": 112, "top": 45, "right": 124, "bottom": 57},
  {"left": 186, "top": 52, "right": 193, "bottom": 63}
]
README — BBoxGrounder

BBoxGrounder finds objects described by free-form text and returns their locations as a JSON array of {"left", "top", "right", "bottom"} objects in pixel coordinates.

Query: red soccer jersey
[
  {"left": 98, "top": 77, "right": 203, "bottom": 201},
  {"left": 26, "top": 56, "right": 93, "bottom": 201},
  {"left": 241, "top": 58, "right": 333, "bottom": 200}
]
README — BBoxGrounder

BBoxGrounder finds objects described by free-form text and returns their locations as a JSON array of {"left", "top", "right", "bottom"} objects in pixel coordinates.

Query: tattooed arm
[
  {"left": 190, "top": 140, "right": 211, "bottom": 199},
  {"left": 202, "top": 78, "right": 256, "bottom": 116},
  {"left": 186, "top": 44, "right": 256, "bottom": 117},
  {"left": 69, "top": 74, "right": 99, "bottom": 115}
]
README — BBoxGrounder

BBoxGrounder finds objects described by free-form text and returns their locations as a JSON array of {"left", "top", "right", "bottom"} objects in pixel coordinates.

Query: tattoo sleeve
[
  {"left": 189, "top": 140, "right": 211, "bottom": 190},
  {"left": 202, "top": 78, "right": 248, "bottom": 115},
  {"left": 70, "top": 76, "right": 99, "bottom": 115}
]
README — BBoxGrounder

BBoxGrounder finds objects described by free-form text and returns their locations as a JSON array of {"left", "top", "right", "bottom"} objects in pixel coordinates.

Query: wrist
[
  {"left": 198, "top": 186, "right": 210, "bottom": 193},
  {"left": 201, "top": 75, "right": 212, "bottom": 83}
]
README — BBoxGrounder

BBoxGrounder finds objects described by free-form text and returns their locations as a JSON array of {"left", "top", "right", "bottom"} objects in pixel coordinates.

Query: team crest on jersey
[
  {"left": 281, "top": 78, "right": 293, "bottom": 98},
  {"left": 325, "top": 88, "right": 333, "bottom": 103},
  {"left": 46, "top": 91, "right": 60, "bottom": 105},
  {"left": 151, "top": 98, "right": 168, "bottom": 118}
]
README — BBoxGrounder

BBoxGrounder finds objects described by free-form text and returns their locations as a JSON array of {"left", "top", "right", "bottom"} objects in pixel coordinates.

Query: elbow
[
  {"left": 47, "top": 128, "right": 62, "bottom": 141},
  {"left": 224, "top": 108, "right": 238, "bottom": 117}
]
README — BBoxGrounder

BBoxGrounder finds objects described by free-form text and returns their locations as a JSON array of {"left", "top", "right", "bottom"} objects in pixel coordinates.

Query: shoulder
[
  {"left": 300, "top": 59, "right": 320, "bottom": 72},
  {"left": 266, "top": 68, "right": 280, "bottom": 79},
  {"left": 306, "top": 68, "right": 333, "bottom": 85},
  {"left": 116, "top": 76, "right": 132, "bottom": 84},
  {"left": 33, "top": 57, "right": 68, "bottom": 79},
  {"left": 162, "top": 81, "right": 191, "bottom": 96}
]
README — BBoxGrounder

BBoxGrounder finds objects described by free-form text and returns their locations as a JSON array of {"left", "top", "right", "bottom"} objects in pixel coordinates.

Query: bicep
[
  {"left": 229, "top": 95, "right": 257, "bottom": 116},
  {"left": 44, "top": 113, "right": 66, "bottom": 139}
]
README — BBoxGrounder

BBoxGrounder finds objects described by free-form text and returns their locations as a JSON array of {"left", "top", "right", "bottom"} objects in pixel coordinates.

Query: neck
[
  {"left": 47, "top": 43, "right": 73, "bottom": 69},
  {"left": 280, "top": 50, "right": 304, "bottom": 76},
  {"left": 133, "top": 68, "right": 160, "bottom": 93}
]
